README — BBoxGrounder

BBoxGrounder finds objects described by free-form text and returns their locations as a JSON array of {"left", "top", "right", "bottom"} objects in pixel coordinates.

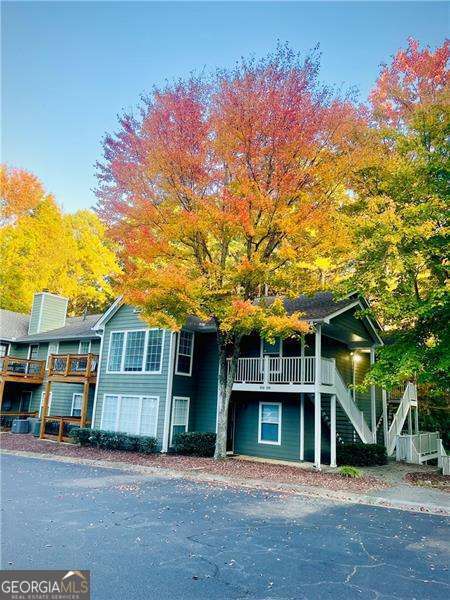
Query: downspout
[
  {"left": 90, "top": 330, "right": 104, "bottom": 429},
  {"left": 162, "top": 331, "right": 177, "bottom": 452}
]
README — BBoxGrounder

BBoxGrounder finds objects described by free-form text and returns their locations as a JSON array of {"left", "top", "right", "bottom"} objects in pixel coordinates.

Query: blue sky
[{"left": 2, "top": 1, "right": 448, "bottom": 212}]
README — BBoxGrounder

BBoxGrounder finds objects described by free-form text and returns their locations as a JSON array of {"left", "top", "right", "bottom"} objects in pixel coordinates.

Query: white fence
[{"left": 229, "top": 356, "right": 335, "bottom": 386}]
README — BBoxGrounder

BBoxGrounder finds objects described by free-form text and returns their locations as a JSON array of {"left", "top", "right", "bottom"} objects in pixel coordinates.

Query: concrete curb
[{"left": 1, "top": 448, "right": 449, "bottom": 516}]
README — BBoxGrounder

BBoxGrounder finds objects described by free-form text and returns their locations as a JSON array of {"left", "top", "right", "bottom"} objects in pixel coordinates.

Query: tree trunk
[{"left": 214, "top": 332, "right": 241, "bottom": 460}]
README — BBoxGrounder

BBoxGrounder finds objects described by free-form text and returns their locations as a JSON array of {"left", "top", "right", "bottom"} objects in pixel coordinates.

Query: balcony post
[
  {"left": 0, "top": 378, "right": 5, "bottom": 411},
  {"left": 263, "top": 356, "right": 269, "bottom": 386},
  {"left": 80, "top": 380, "right": 89, "bottom": 428},
  {"left": 370, "top": 346, "right": 377, "bottom": 443},
  {"left": 414, "top": 405, "right": 419, "bottom": 434},
  {"left": 408, "top": 407, "right": 413, "bottom": 435},
  {"left": 39, "top": 380, "right": 52, "bottom": 439},
  {"left": 300, "top": 337, "right": 305, "bottom": 383},
  {"left": 330, "top": 394, "right": 337, "bottom": 467},
  {"left": 314, "top": 324, "right": 322, "bottom": 469}
]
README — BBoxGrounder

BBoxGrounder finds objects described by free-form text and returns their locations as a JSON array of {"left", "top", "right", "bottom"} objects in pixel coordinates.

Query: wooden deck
[
  {"left": 47, "top": 353, "right": 99, "bottom": 383},
  {"left": 0, "top": 357, "right": 46, "bottom": 384}
]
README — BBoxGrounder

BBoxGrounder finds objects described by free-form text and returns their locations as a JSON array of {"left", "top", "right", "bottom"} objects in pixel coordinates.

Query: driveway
[{"left": 1, "top": 454, "right": 449, "bottom": 599}]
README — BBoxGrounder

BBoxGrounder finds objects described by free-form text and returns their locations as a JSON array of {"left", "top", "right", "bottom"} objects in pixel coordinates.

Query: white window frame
[
  {"left": 175, "top": 331, "right": 195, "bottom": 376},
  {"left": 0, "top": 342, "right": 10, "bottom": 358},
  {"left": 39, "top": 391, "right": 53, "bottom": 417},
  {"left": 100, "top": 394, "right": 159, "bottom": 437},
  {"left": 170, "top": 396, "right": 190, "bottom": 445},
  {"left": 258, "top": 401, "right": 282, "bottom": 446},
  {"left": 71, "top": 393, "right": 83, "bottom": 417},
  {"left": 106, "top": 329, "right": 165, "bottom": 375},
  {"left": 46, "top": 341, "right": 59, "bottom": 368},
  {"left": 78, "top": 339, "right": 91, "bottom": 354},
  {"left": 28, "top": 344, "right": 39, "bottom": 360}
]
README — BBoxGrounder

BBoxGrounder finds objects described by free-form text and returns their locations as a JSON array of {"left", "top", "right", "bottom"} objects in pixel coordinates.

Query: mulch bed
[
  {"left": 1, "top": 433, "right": 388, "bottom": 493},
  {"left": 404, "top": 471, "right": 450, "bottom": 492}
]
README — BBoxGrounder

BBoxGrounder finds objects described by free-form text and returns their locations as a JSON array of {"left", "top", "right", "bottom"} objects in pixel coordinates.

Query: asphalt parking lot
[{"left": 1, "top": 454, "right": 449, "bottom": 599}]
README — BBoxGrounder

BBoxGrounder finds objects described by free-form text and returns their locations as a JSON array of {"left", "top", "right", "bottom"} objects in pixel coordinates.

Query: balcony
[
  {"left": 48, "top": 353, "right": 99, "bottom": 383},
  {"left": 0, "top": 356, "right": 45, "bottom": 383},
  {"left": 228, "top": 356, "right": 335, "bottom": 392}
]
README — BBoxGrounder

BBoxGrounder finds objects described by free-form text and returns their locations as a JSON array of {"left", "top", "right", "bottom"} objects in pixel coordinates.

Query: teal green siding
[
  {"left": 233, "top": 392, "right": 330, "bottom": 463},
  {"left": 93, "top": 305, "right": 171, "bottom": 443},
  {"left": 28, "top": 293, "right": 68, "bottom": 335}
]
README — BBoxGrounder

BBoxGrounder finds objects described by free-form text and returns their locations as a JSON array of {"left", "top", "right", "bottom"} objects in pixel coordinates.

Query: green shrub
[
  {"left": 69, "top": 427, "right": 91, "bottom": 446},
  {"left": 70, "top": 427, "right": 157, "bottom": 454},
  {"left": 172, "top": 431, "right": 216, "bottom": 457},
  {"left": 337, "top": 443, "right": 387, "bottom": 467},
  {"left": 339, "top": 466, "right": 362, "bottom": 478},
  {"left": 137, "top": 436, "right": 158, "bottom": 454}
]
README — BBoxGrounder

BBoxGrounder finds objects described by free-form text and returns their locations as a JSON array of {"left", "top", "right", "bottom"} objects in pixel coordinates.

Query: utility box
[{"left": 11, "top": 419, "right": 30, "bottom": 434}]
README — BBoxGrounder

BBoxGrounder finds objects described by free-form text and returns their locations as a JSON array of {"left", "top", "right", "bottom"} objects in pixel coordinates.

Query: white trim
[
  {"left": 162, "top": 332, "right": 176, "bottom": 452},
  {"left": 299, "top": 394, "right": 304, "bottom": 460},
  {"left": 91, "top": 332, "right": 104, "bottom": 428},
  {"left": 0, "top": 342, "right": 10, "bottom": 357},
  {"left": 46, "top": 341, "right": 59, "bottom": 368},
  {"left": 258, "top": 401, "right": 282, "bottom": 446},
  {"left": 39, "top": 391, "right": 53, "bottom": 417},
  {"left": 105, "top": 328, "right": 165, "bottom": 375},
  {"left": 100, "top": 393, "right": 160, "bottom": 437},
  {"left": 175, "top": 330, "right": 195, "bottom": 376},
  {"left": 71, "top": 393, "right": 83, "bottom": 417},
  {"left": 78, "top": 339, "right": 91, "bottom": 354},
  {"left": 92, "top": 296, "right": 123, "bottom": 330},
  {"left": 170, "top": 396, "right": 190, "bottom": 446}
]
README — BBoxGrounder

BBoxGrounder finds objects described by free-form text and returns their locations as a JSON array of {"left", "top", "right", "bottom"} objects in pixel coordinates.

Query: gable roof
[
  {"left": 0, "top": 309, "right": 30, "bottom": 341},
  {"left": 259, "top": 292, "right": 360, "bottom": 320},
  {"left": 14, "top": 314, "right": 102, "bottom": 343}
]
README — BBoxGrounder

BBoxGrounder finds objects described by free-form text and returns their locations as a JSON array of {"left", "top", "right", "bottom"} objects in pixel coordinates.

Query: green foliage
[
  {"left": 69, "top": 428, "right": 157, "bottom": 454},
  {"left": 339, "top": 466, "right": 362, "bottom": 478},
  {"left": 137, "top": 436, "right": 159, "bottom": 454},
  {"left": 172, "top": 432, "right": 217, "bottom": 457},
  {"left": 337, "top": 443, "right": 387, "bottom": 467}
]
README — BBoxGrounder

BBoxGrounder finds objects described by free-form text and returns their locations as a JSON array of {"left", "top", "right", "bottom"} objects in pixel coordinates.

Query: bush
[
  {"left": 172, "top": 431, "right": 216, "bottom": 457},
  {"left": 337, "top": 443, "right": 387, "bottom": 467},
  {"left": 69, "top": 427, "right": 157, "bottom": 454},
  {"left": 137, "top": 436, "right": 158, "bottom": 454},
  {"left": 70, "top": 427, "right": 91, "bottom": 446},
  {"left": 339, "top": 466, "right": 362, "bottom": 478}
]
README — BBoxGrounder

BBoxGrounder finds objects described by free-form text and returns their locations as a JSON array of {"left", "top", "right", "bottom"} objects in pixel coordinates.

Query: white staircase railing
[
  {"left": 334, "top": 367, "right": 373, "bottom": 444},
  {"left": 396, "top": 431, "right": 440, "bottom": 463},
  {"left": 387, "top": 382, "right": 416, "bottom": 455},
  {"left": 438, "top": 439, "right": 450, "bottom": 475}
]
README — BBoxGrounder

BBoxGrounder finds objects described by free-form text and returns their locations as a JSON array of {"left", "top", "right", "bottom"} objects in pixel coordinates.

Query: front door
[{"left": 19, "top": 391, "right": 32, "bottom": 412}]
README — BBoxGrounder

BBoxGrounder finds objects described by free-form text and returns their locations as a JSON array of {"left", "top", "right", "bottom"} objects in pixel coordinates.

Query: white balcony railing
[{"left": 228, "top": 356, "right": 335, "bottom": 386}]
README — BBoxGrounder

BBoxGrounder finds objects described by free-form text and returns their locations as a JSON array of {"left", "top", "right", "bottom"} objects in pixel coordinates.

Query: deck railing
[
  {"left": 41, "top": 415, "right": 88, "bottom": 443},
  {"left": 48, "top": 353, "right": 99, "bottom": 379},
  {"left": 0, "top": 356, "right": 45, "bottom": 381},
  {"left": 228, "top": 356, "right": 335, "bottom": 386},
  {"left": 396, "top": 431, "right": 440, "bottom": 464}
]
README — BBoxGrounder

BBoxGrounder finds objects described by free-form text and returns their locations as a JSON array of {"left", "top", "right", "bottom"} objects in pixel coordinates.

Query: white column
[
  {"left": 370, "top": 346, "right": 377, "bottom": 442},
  {"left": 330, "top": 394, "right": 337, "bottom": 467},
  {"left": 299, "top": 394, "right": 304, "bottom": 461},
  {"left": 407, "top": 408, "right": 413, "bottom": 435},
  {"left": 314, "top": 324, "right": 322, "bottom": 469},
  {"left": 382, "top": 389, "right": 388, "bottom": 448},
  {"left": 415, "top": 406, "right": 419, "bottom": 434}
]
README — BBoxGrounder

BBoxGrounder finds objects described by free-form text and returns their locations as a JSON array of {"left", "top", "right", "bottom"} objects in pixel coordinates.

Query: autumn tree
[
  {"left": 96, "top": 47, "right": 363, "bottom": 458},
  {"left": 0, "top": 166, "right": 120, "bottom": 314},
  {"left": 347, "top": 39, "right": 449, "bottom": 418}
]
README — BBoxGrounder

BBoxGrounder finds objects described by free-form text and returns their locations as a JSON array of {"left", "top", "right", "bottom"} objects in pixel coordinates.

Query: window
[
  {"left": 47, "top": 342, "right": 59, "bottom": 368},
  {"left": 108, "top": 332, "right": 125, "bottom": 372},
  {"left": 262, "top": 338, "right": 282, "bottom": 356},
  {"left": 78, "top": 340, "right": 91, "bottom": 354},
  {"left": 123, "top": 331, "right": 146, "bottom": 372},
  {"left": 145, "top": 330, "right": 163, "bottom": 372},
  {"left": 71, "top": 393, "right": 83, "bottom": 417},
  {"left": 0, "top": 343, "right": 9, "bottom": 358},
  {"left": 258, "top": 402, "right": 281, "bottom": 445},
  {"left": 171, "top": 397, "right": 190, "bottom": 444},
  {"left": 175, "top": 331, "right": 194, "bottom": 376},
  {"left": 28, "top": 344, "right": 39, "bottom": 360},
  {"left": 100, "top": 395, "right": 159, "bottom": 436},
  {"left": 39, "top": 391, "right": 53, "bottom": 417},
  {"left": 107, "top": 330, "right": 164, "bottom": 374}
]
